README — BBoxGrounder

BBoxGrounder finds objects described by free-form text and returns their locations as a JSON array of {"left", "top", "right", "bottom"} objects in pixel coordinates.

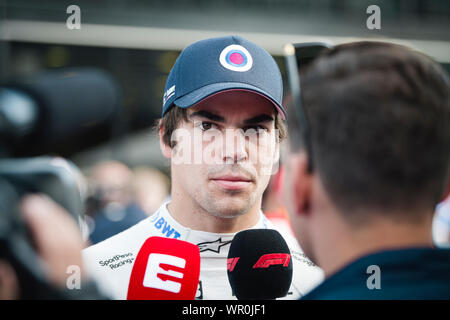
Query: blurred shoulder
[{"left": 83, "top": 215, "right": 153, "bottom": 257}]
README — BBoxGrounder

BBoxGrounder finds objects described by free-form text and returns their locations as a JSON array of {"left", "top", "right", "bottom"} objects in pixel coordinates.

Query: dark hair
[
  {"left": 288, "top": 41, "right": 450, "bottom": 221},
  {"left": 158, "top": 104, "right": 287, "bottom": 148}
]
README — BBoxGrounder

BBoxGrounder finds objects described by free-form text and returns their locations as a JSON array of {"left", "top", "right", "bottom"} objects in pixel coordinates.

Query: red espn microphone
[{"left": 127, "top": 237, "right": 200, "bottom": 300}]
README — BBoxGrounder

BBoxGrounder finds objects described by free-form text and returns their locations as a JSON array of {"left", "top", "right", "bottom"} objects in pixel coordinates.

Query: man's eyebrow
[
  {"left": 189, "top": 110, "right": 225, "bottom": 122},
  {"left": 189, "top": 111, "right": 274, "bottom": 124},
  {"left": 243, "top": 114, "right": 274, "bottom": 124}
]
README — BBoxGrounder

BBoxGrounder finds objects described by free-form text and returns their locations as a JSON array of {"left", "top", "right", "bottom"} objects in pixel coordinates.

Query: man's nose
[{"left": 222, "top": 129, "right": 248, "bottom": 164}]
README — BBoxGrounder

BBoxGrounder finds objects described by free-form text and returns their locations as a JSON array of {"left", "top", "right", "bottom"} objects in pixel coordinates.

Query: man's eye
[
  {"left": 244, "top": 125, "right": 268, "bottom": 133},
  {"left": 199, "top": 122, "right": 217, "bottom": 131}
]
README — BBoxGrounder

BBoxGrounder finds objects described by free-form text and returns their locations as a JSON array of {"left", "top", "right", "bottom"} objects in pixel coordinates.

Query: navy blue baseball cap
[{"left": 162, "top": 35, "right": 286, "bottom": 119}]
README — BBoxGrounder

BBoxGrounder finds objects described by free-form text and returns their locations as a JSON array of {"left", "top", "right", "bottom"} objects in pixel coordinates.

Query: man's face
[{"left": 167, "top": 90, "right": 279, "bottom": 218}]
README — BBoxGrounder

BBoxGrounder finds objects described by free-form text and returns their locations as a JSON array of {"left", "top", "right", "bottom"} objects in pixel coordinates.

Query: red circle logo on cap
[
  {"left": 229, "top": 52, "right": 244, "bottom": 65},
  {"left": 219, "top": 45, "right": 253, "bottom": 72}
]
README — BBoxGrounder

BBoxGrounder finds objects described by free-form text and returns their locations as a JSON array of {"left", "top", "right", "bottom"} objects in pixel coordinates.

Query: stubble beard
[{"left": 194, "top": 188, "right": 258, "bottom": 219}]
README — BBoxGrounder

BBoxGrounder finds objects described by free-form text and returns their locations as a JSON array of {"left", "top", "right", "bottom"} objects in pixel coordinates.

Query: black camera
[{"left": 0, "top": 67, "right": 120, "bottom": 298}]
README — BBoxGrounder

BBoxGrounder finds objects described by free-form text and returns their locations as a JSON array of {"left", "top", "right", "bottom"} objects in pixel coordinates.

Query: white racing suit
[{"left": 82, "top": 201, "right": 324, "bottom": 299}]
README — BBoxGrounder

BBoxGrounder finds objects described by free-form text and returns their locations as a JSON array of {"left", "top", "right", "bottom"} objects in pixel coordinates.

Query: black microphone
[
  {"left": 0, "top": 67, "right": 120, "bottom": 150},
  {"left": 227, "top": 229, "right": 293, "bottom": 300}
]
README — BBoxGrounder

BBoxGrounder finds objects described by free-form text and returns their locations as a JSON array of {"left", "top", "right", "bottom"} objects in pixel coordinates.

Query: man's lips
[{"left": 210, "top": 175, "right": 253, "bottom": 190}]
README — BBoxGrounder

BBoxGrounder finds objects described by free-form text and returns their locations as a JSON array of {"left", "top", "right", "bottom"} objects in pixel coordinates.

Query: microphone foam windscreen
[
  {"left": 227, "top": 229, "right": 293, "bottom": 300},
  {"left": 15, "top": 67, "right": 120, "bottom": 142}
]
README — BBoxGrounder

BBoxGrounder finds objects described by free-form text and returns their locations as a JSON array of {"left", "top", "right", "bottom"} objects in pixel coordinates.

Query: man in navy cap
[{"left": 83, "top": 36, "right": 324, "bottom": 299}]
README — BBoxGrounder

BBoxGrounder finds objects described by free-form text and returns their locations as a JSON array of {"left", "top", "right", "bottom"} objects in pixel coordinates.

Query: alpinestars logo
[{"left": 197, "top": 238, "right": 232, "bottom": 253}]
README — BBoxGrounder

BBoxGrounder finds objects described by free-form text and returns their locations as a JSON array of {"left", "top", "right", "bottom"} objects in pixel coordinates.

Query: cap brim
[{"left": 173, "top": 82, "right": 286, "bottom": 120}]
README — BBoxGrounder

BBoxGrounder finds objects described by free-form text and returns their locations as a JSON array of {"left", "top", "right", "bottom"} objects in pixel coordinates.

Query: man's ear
[
  {"left": 291, "top": 152, "right": 313, "bottom": 217},
  {"left": 159, "top": 121, "right": 172, "bottom": 159}
]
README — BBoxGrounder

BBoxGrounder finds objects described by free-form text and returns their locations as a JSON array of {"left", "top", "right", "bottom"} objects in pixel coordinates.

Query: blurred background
[{"left": 0, "top": 0, "right": 449, "bottom": 245}]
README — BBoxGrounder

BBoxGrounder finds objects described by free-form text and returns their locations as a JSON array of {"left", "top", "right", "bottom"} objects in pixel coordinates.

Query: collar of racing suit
[{"left": 147, "top": 200, "right": 270, "bottom": 255}]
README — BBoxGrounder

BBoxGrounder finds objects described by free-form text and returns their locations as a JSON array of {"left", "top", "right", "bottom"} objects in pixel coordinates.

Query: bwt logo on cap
[{"left": 219, "top": 45, "right": 253, "bottom": 72}]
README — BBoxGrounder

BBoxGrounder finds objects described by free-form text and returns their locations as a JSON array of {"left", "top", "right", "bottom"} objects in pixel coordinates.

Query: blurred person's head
[
  {"left": 284, "top": 41, "right": 450, "bottom": 275},
  {"left": 156, "top": 36, "right": 287, "bottom": 231},
  {"left": 132, "top": 167, "right": 170, "bottom": 215},
  {"left": 89, "top": 161, "right": 134, "bottom": 207}
]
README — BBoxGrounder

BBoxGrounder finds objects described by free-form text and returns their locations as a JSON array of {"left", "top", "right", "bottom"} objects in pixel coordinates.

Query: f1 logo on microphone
[
  {"left": 253, "top": 253, "right": 290, "bottom": 268},
  {"left": 227, "top": 257, "right": 240, "bottom": 272},
  {"left": 143, "top": 254, "right": 186, "bottom": 293}
]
